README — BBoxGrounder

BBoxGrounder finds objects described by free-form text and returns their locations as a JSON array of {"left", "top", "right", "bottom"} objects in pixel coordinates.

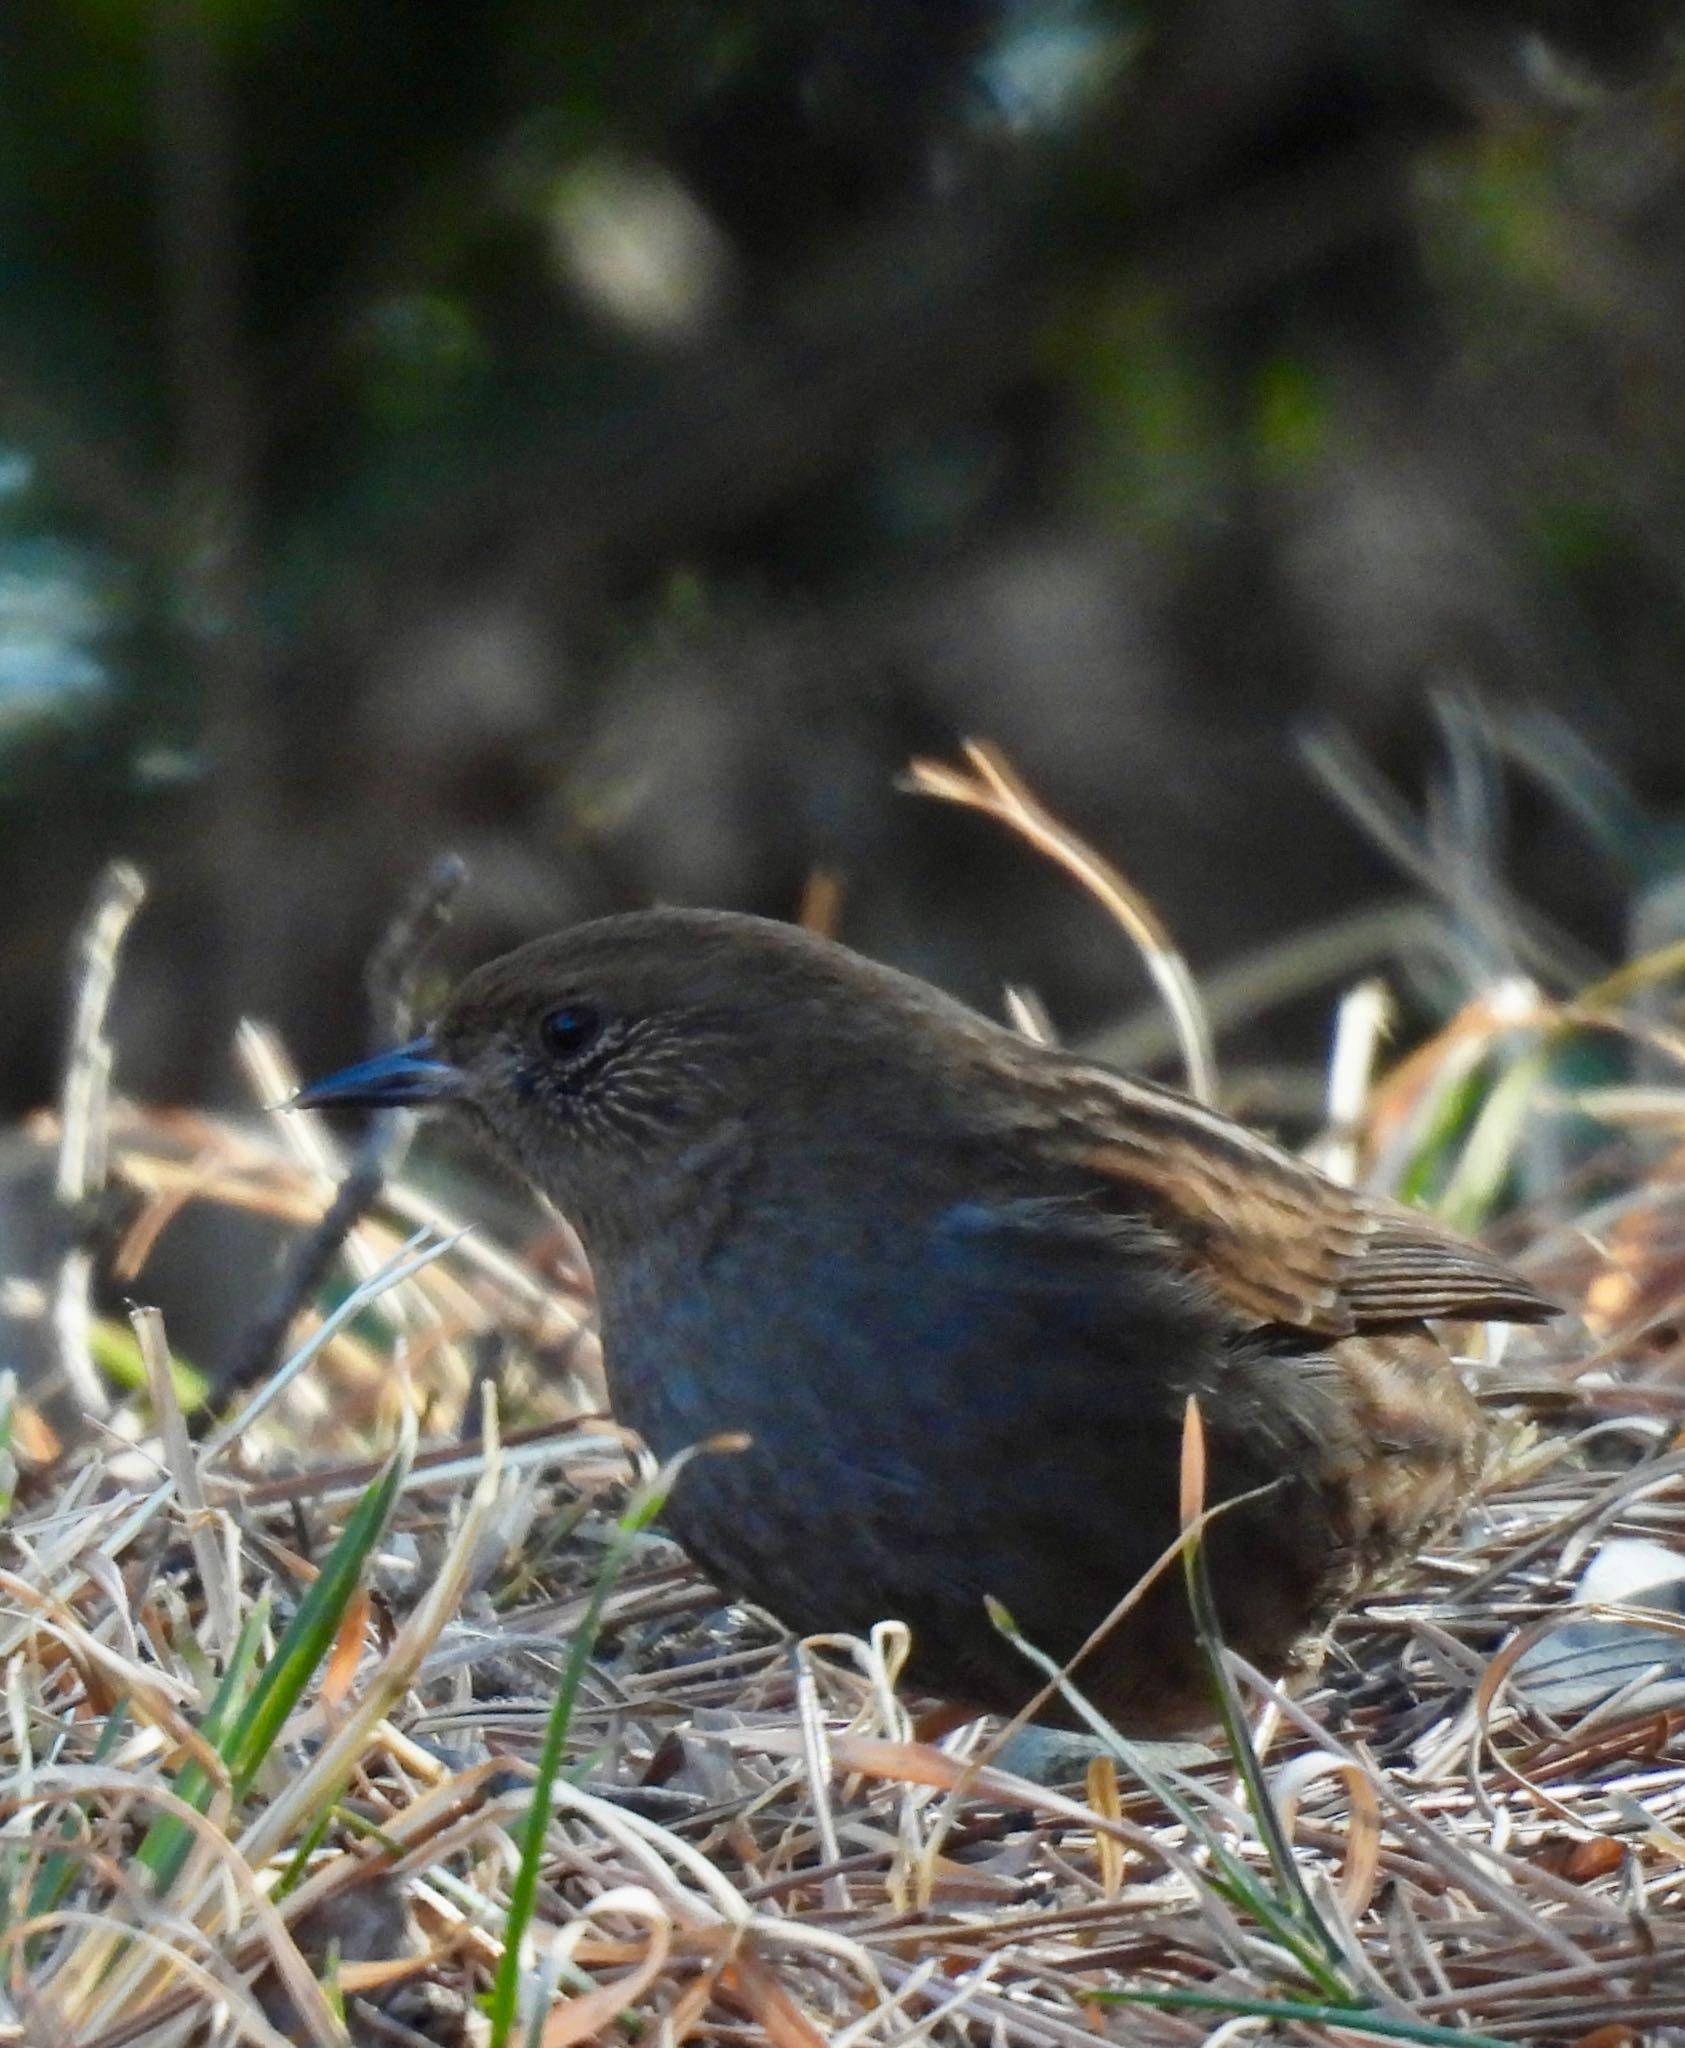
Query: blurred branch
[
  {"left": 151, "top": 5, "right": 253, "bottom": 561},
  {"left": 335, "top": 134, "right": 1417, "bottom": 610},
  {"left": 1082, "top": 899, "right": 1455, "bottom": 1075},
  {"left": 150, "top": 0, "right": 270, "bottom": 1003},
  {"left": 1298, "top": 723, "right": 1603, "bottom": 992},
  {"left": 365, "top": 853, "right": 470, "bottom": 1044}
]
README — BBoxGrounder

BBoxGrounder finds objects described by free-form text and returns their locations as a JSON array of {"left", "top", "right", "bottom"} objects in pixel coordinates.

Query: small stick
[
  {"left": 211, "top": 855, "right": 468, "bottom": 1404},
  {"left": 54, "top": 861, "right": 147, "bottom": 1424},
  {"left": 365, "top": 851, "right": 469, "bottom": 1042},
  {"left": 207, "top": 1151, "right": 397, "bottom": 1408}
]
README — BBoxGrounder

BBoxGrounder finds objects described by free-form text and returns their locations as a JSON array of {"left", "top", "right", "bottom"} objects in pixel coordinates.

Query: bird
[{"left": 296, "top": 908, "right": 1554, "bottom": 1734}]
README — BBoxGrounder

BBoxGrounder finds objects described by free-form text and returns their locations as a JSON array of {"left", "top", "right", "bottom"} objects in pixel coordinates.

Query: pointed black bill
[{"left": 291, "top": 1035, "right": 465, "bottom": 1111}]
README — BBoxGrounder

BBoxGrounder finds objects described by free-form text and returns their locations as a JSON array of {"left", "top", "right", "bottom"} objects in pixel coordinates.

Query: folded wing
[{"left": 1034, "top": 1061, "right": 1554, "bottom": 1337}]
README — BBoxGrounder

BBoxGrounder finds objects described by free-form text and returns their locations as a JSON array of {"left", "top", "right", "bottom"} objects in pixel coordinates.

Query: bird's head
[{"left": 293, "top": 907, "right": 974, "bottom": 1251}]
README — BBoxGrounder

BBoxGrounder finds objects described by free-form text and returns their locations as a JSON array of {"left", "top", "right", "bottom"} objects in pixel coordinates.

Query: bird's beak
[{"left": 291, "top": 1035, "right": 466, "bottom": 1111}]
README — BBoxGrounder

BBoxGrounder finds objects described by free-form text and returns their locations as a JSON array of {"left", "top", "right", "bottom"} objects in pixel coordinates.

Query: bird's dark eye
[{"left": 539, "top": 1004, "right": 601, "bottom": 1061}]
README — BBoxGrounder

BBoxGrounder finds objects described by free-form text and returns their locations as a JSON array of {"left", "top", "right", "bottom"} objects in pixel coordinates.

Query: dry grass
[{"left": 6, "top": 750, "right": 1685, "bottom": 2046}]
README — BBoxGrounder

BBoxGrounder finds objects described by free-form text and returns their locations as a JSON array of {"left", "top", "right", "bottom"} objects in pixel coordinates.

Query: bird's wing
[{"left": 1038, "top": 1063, "right": 1554, "bottom": 1336}]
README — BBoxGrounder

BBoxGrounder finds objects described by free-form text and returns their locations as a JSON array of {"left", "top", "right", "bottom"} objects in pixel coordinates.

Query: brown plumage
[{"left": 298, "top": 909, "right": 1555, "bottom": 1733}]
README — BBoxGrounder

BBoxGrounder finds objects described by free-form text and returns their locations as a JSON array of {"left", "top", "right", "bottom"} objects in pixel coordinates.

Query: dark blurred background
[{"left": 4, "top": 0, "right": 1685, "bottom": 1114}]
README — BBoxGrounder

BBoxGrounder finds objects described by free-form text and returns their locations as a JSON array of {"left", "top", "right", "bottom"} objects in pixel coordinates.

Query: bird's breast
[{"left": 590, "top": 1189, "right": 1249, "bottom": 1474}]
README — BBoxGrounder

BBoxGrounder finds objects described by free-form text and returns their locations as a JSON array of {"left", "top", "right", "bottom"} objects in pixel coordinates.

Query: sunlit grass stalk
[
  {"left": 1394, "top": 1058, "right": 1494, "bottom": 1212},
  {"left": 1432, "top": 1041, "right": 1554, "bottom": 1231},
  {"left": 0, "top": 1370, "right": 19, "bottom": 1521}
]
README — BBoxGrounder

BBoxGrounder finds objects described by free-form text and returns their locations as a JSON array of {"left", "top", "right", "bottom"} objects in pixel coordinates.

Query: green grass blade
[
  {"left": 134, "top": 1597, "right": 272, "bottom": 1889},
  {"left": 224, "top": 1450, "right": 407, "bottom": 1802},
  {"left": 486, "top": 1449, "right": 697, "bottom": 2048},
  {"left": 135, "top": 1447, "right": 405, "bottom": 1895},
  {"left": 1179, "top": 1521, "right": 1348, "bottom": 1975},
  {"left": 1091, "top": 1986, "right": 1513, "bottom": 2047}
]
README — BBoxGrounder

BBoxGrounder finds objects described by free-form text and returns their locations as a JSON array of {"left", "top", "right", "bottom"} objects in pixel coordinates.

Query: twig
[
  {"left": 53, "top": 862, "right": 147, "bottom": 1425},
  {"left": 204, "top": 1153, "right": 396, "bottom": 1412},
  {"left": 211, "top": 858, "right": 468, "bottom": 1404},
  {"left": 365, "top": 853, "right": 469, "bottom": 1042}
]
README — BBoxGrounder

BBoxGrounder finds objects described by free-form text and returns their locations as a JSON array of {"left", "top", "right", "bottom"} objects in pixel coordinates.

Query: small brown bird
[{"left": 299, "top": 910, "right": 1553, "bottom": 1733}]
